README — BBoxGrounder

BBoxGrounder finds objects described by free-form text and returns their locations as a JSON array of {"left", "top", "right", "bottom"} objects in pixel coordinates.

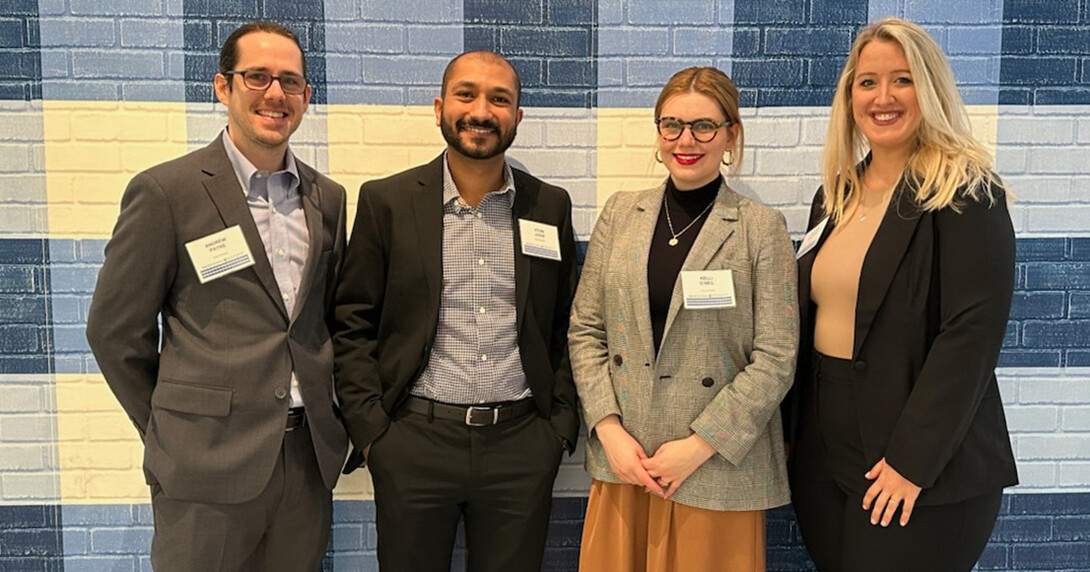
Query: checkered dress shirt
[{"left": 410, "top": 154, "right": 530, "bottom": 404}]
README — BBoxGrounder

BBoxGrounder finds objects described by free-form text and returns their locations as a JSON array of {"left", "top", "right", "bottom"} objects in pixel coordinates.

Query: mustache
[{"left": 456, "top": 118, "right": 500, "bottom": 132}]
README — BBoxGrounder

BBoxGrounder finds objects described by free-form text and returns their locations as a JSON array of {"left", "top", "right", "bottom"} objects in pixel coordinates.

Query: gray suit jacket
[
  {"left": 569, "top": 180, "right": 799, "bottom": 511},
  {"left": 86, "top": 137, "right": 348, "bottom": 504}
]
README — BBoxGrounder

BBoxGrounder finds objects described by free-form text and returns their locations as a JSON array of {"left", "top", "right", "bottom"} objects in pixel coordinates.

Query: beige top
[{"left": 811, "top": 191, "right": 894, "bottom": 359}]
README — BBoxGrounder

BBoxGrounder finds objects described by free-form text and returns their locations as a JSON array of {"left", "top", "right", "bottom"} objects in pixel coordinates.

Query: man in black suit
[{"left": 332, "top": 50, "right": 579, "bottom": 572}]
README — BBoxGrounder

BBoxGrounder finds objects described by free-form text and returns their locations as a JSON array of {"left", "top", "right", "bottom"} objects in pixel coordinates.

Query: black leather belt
[
  {"left": 404, "top": 396, "right": 535, "bottom": 426},
  {"left": 286, "top": 407, "right": 306, "bottom": 431}
]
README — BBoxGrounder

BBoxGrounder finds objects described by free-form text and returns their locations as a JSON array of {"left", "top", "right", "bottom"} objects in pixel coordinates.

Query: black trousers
[
  {"left": 790, "top": 352, "right": 1002, "bottom": 572},
  {"left": 367, "top": 402, "right": 566, "bottom": 572}
]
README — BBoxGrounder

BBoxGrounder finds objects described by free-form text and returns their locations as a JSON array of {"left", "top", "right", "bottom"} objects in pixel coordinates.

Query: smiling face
[
  {"left": 657, "top": 91, "right": 737, "bottom": 190},
  {"left": 851, "top": 39, "right": 921, "bottom": 159},
  {"left": 435, "top": 55, "right": 522, "bottom": 161},
  {"left": 213, "top": 31, "right": 310, "bottom": 167}
]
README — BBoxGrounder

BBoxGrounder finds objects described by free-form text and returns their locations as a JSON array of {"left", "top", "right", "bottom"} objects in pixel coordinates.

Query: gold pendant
[{"left": 668, "top": 237, "right": 679, "bottom": 246}]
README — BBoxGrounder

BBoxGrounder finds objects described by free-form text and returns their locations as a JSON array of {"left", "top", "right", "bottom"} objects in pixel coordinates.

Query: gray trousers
[{"left": 149, "top": 427, "right": 332, "bottom": 572}]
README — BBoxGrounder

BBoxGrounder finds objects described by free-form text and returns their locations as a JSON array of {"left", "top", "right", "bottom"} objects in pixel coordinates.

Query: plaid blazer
[{"left": 569, "top": 179, "right": 799, "bottom": 511}]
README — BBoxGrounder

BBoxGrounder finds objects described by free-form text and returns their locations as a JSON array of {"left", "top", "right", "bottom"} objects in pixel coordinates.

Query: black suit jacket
[
  {"left": 786, "top": 178, "right": 1018, "bottom": 505},
  {"left": 333, "top": 155, "right": 580, "bottom": 471}
]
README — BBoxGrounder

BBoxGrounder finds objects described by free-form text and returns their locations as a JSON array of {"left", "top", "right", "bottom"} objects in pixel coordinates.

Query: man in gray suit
[{"left": 86, "top": 20, "right": 347, "bottom": 572}]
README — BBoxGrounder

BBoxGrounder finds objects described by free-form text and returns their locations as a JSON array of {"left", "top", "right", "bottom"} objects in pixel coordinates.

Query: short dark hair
[
  {"left": 440, "top": 50, "right": 521, "bottom": 107},
  {"left": 219, "top": 20, "right": 307, "bottom": 89}
]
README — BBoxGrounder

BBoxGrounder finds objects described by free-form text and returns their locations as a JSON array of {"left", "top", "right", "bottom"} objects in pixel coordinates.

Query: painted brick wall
[{"left": 1, "top": 0, "right": 1090, "bottom": 570}]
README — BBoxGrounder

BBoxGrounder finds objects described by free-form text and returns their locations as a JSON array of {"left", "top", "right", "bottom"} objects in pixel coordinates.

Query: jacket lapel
[
  {"left": 630, "top": 185, "right": 663, "bottom": 361},
  {"left": 797, "top": 209, "right": 835, "bottom": 332},
  {"left": 291, "top": 166, "right": 324, "bottom": 323},
  {"left": 661, "top": 181, "right": 739, "bottom": 343},
  {"left": 853, "top": 183, "right": 922, "bottom": 358},
  {"left": 413, "top": 155, "right": 446, "bottom": 317},
  {"left": 201, "top": 139, "right": 289, "bottom": 320},
  {"left": 511, "top": 170, "right": 536, "bottom": 331}
]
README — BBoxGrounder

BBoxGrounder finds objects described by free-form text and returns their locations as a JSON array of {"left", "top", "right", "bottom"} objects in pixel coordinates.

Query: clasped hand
[{"left": 595, "top": 416, "right": 715, "bottom": 499}]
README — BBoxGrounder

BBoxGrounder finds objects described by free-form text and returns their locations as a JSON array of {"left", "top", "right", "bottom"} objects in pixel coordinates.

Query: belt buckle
[{"left": 465, "top": 406, "right": 499, "bottom": 426}]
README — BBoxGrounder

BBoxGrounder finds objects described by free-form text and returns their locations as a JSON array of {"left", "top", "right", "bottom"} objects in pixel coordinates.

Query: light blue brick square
[
  {"left": 599, "top": 0, "right": 623, "bottom": 24},
  {"left": 90, "top": 527, "right": 153, "bottom": 554},
  {"left": 671, "top": 27, "right": 735, "bottom": 56},
  {"left": 122, "top": 82, "right": 186, "bottom": 103},
  {"left": 48, "top": 240, "right": 78, "bottom": 264},
  {"left": 54, "top": 355, "right": 85, "bottom": 373},
  {"left": 628, "top": 0, "right": 716, "bottom": 25},
  {"left": 64, "top": 556, "right": 138, "bottom": 572},
  {"left": 903, "top": 0, "right": 1002, "bottom": 23},
  {"left": 42, "top": 79, "right": 124, "bottom": 100},
  {"left": 627, "top": 58, "right": 714, "bottom": 86},
  {"left": 78, "top": 240, "right": 107, "bottom": 263},
  {"left": 63, "top": 530, "right": 90, "bottom": 555},
  {"left": 38, "top": 19, "right": 116, "bottom": 48},
  {"left": 72, "top": 52, "right": 164, "bottom": 80},
  {"left": 598, "top": 87, "right": 661, "bottom": 107},
  {"left": 50, "top": 296, "right": 82, "bottom": 324},
  {"left": 325, "top": 24, "right": 405, "bottom": 54},
  {"left": 598, "top": 27, "right": 670, "bottom": 57},
  {"left": 326, "top": 55, "right": 364, "bottom": 82},
  {"left": 50, "top": 266, "right": 98, "bottom": 293},
  {"left": 360, "top": 0, "right": 462, "bottom": 23},
  {"left": 361, "top": 56, "right": 447, "bottom": 85},
  {"left": 69, "top": 0, "right": 165, "bottom": 17},
  {"left": 406, "top": 25, "right": 463, "bottom": 55},
  {"left": 949, "top": 56, "right": 999, "bottom": 85},
  {"left": 327, "top": 86, "right": 405, "bottom": 106},
  {"left": 598, "top": 59, "right": 624, "bottom": 86},
  {"left": 40, "top": 50, "right": 69, "bottom": 80},
  {"left": 407, "top": 86, "right": 441, "bottom": 104},
  {"left": 946, "top": 25, "right": 1003, "bottom": 55},
  {"left": 53, "top": 324, "right": 92, "bottom": 355},
  {"left": 119, "top": 20, "right": 184, "bottom": 49}
]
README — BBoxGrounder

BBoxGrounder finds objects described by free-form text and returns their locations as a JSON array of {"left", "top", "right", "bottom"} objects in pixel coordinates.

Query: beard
[{"left": 439, "top": 112, "right": 517, "bottom": 160}]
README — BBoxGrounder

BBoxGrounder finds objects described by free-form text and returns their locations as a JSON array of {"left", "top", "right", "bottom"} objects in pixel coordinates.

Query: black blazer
[
  {"left": 786, "top": 178, "right": 1018, "bottom": 506},
  {"left": 333, "top": 155, "right": 580, "bottom": 472}
]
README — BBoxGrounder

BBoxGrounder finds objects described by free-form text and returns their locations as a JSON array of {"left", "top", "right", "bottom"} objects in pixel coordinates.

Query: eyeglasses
[
  {"left": 655, "top": 117, "right": 732, "bottom": 143},
  {"left": 223, "top": 70, "right": 308, "bottom": 95}
]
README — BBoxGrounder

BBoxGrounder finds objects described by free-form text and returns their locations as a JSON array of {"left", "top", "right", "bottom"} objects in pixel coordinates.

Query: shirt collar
[
  {"left": 221, "top": 129, "right": 301, "bottom": 195},
  {"left": 441, "top": 151, "right": 516, "bottom": 207}
]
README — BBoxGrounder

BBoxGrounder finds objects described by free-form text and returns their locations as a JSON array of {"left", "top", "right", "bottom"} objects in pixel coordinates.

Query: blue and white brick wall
[{"left": 1, "top": 0, "right": 1089, "bottom": 570}]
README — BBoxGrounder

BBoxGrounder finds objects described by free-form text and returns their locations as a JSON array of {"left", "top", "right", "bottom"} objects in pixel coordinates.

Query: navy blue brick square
[
  {"left": 0, "top": 20, "right": 26, "bottom": 49},
  {"left": 501, "top": 28, "right": 590, "bottom": 57},
  {"left": 1001, "top": 56, "right": 1079, "bottom": 85},
  {"left": 1022, "top": 320, "right": 1090, "bottom": 348},
  {"left": 810, "top": 0, "right": 867, "bottom": 24},
  {"left": 1071, "top": 239, "right": 1090, "bottom": 260},
  {"left": 1004, "top": 0, "right": 1081, "bottom": 23},
  {"left": 548, "top": 59, "right": 596, "bottom": 87},
  {"left": 184, "top": 0, "right": 259, "bottom": 17},
  {"left": 1071, "top": 292, "right": 1090, "bottom": 318},
  {"left": 997, "top": 349, "right": 1061, "bottom": 367},
  {"left": 808, "top": 57, "right": 847, "bottom": 87},
  {"left": 990, "top": 516, "right": 1053, "bottom": 542},
  {"left": 1026, "top": 262, "right": 1090, "bottom": 289},
  {"left": 731, "top": 28, "right": 762, "bottom": 57},
  {"left": 547, "top": 0, "right": 596, "bottom": 26},
  {"left": 759, "top": 87, "right": 836, "bottom": 107},
  {"left": 998, "top": 88, "right": 1033, "bottom": 105},
  {"left": 1015, "top": 238, "right": 1065, "bottom": 262},
  {"left": 1037, "top": 26, "right": 1090, "bottom": 54},
  {"left": 976, "top": 544, "right": 1009, "bottom": 569},
  {"left": 465, "top": 0, "right": 544, "bottom": 25},
  {"left": 764, "top": 28, "right": 853, "bottom": 56},
  {"left": 0, "top": 240, "right": 48, "bottom": 265},
  {"left": 1000, "top": 25, "right": 1035, "bottom": 54},
  {"left": 1, "top": 0, "right": 39, "bottom": 15},
  {"left": 732, "top": 58, "right": 805, "bottom": 87},
  {"left": 264, "top": 0, "right": 325, "bottom": 21},
  {"left": 1003, "top": 321, "right": 1018, "bottom": 347},
  {"left": 1068, "top": 350, "right": 1090, "bottom": 366},
  {"left": 1009, "top": 291, "right": 1065, "bottom": 319},
  {"left": 1011, "top": 542, "right": 1090, "bottom": 568},
  {"left": 1011, "top": 493, "right": 1090, "bottom": 515},
  {"left": 735, "top": 0, "right": 808, "bottom": 25},
  {"left": 521, "top": 89, "right": 589, "bottom": 107},
  {"left": 0, "top": 506, "right": 62, "bottom": 564},
  {"left": 1053, "top": 516, "right": 1090, "bottom": 541},
  {"left": 1035, "top": 87, "right": 1090, "bottom": 103},
  {"left": 507, "top": 58, "right": 544, "bottom": 84}
]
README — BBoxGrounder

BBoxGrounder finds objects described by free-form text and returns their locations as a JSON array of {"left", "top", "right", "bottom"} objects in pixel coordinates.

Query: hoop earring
[
  {"left": 722, "top": 150, "right": 733, "bottom": 166},
  {"left": 655, "top": 149, "right": 663, "bottom": 163}
]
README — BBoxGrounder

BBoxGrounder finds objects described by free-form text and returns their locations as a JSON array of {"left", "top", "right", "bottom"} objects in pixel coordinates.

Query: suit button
[
  {"left": 274, "top": 387, "right": 288, "bottom": 399},
  {"left": 853, "top": 361, "right": 866, "bottom": 372},
  {"left": 702, "top": 377, "right": 714, "bottom": 388},
  {"left": 613, "top": 354, "right": 623, "bottom": 366}
]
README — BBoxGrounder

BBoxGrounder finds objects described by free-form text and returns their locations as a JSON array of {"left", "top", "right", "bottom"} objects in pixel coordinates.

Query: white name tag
[
  {"left": 796, "top": 216, "right": 829, "bottom": 260},
  {"left": 518, "top": 219, "right": 562, "bottom": 261},
  {"left": 185, "top": 225, "right": 256, "bottom": 284},
  {"left": 681, "top": 269, "right": 736, "bottom": 309}
]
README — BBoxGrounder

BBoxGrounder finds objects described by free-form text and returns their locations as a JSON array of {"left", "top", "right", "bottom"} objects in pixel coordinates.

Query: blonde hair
[
  {"left": 655, "top": 67, "right": 745, "bottom": 173},
  {"left": 822, "top": 17, "right": 999, "bottom": 222}
]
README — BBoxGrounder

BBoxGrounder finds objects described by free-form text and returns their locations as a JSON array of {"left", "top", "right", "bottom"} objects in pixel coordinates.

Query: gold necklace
[{"left": 855, "top": 189, "right": 893, "bottom": 222}]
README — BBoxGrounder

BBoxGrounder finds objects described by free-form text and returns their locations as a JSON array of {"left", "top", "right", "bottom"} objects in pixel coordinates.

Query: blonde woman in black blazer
[{"left": 785, "top": 18, "right": 1018, "bottom": 572}]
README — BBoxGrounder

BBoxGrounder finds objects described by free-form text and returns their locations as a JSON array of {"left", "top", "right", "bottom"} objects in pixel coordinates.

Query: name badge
[
  {"left": 518, "top": 219, "right": 562, "bottom": 261},
  {"left": 185, "top": 225, "right": 256, "bottom": 284},
  {"left": 796, "top": 216, "right": 829, "bottom": 260},
  {"left": 681, "top": 269, "right": 736, "bottom": 309}
]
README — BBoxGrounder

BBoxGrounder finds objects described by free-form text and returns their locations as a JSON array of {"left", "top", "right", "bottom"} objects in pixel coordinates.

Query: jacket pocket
[{"left": 152, "top": 379, "right": 233, "bottom": 417}]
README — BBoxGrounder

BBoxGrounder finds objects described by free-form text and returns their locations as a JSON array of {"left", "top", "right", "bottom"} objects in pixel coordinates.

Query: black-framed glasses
[
  {"left": 223, "top": 70, "right": 308, "bottom": 95},
  {"left": 655, "top": 117, "right": 732, "bottom": 142}
]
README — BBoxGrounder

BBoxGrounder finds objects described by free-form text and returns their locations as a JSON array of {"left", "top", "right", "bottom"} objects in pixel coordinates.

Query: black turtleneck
[{"left": 648, "top": 175, "right": 721, "bottom": 354}]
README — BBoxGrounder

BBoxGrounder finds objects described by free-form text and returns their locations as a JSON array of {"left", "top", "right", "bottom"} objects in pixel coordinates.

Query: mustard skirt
[{"left": 578, "top": 479, "right": 766, "bottom": 572}]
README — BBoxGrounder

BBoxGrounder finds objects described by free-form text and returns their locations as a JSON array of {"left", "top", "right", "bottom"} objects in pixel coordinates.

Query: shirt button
[
  {"left": 481, "top": 354, "right": 488, "bottom": 362},
  {"left": 479, "top": 307, "right": 486, "bottom": 314},
  {"left": 277, "top": 248, "right": 285, "bottom": 258},
  {"left": 702, "top": 377, "right": 715, "bottom": 388},
  {"left": 274, "top": 387, "right": 287, "bottom": 399},
  {"left": 478, "top": 258, "right": 485, "bottom": 266},
  {"left": 281, "top": 292, "right": 290, "bottom": 301},
  {"left": 475, "top": 212, "right": 482, "bottom": 218}
]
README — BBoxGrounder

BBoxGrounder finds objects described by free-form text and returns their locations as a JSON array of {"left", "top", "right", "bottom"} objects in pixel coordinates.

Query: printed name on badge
[
  {"left": 185, "top": 225, "right": 256, "bottom": 284},
  {"left": 518, "top": 219, "right": 562, "bottom": 261},
  {"left": 796, "top": 217, "right": 829, "bottom": 260},
  {"left": 681, "top": 269, "right": 736, "bottom": 309}
]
